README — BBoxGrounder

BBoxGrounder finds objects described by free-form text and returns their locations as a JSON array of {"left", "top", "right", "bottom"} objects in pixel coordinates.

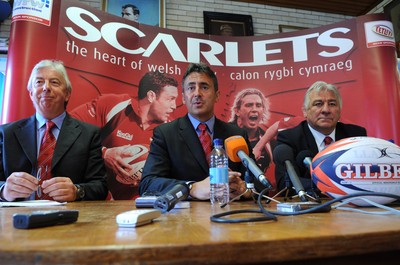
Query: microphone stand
[
  {"left": 266, "top": 172, "right": 292, "bottom": 204},
  {"left": 220, "top": 170, "right": 280, "bottom": 208},
  {"left": 267, "top": 173, "right": 320, "bottom": 204}
]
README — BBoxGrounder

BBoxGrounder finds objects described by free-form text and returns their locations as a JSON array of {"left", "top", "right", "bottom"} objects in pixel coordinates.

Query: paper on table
[{"left": 0, "top": 200, "right": 67, "bottom": 207}]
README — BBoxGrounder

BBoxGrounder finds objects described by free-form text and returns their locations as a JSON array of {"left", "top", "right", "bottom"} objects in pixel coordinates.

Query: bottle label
[{"left": 209, "top": 167, "right": 228, "bottom": 184}]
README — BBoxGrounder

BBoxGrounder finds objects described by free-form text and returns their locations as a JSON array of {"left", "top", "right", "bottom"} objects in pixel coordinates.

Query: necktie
[
  {"left": 198, "top": 123, "right": 212, "bottom": 161},
  {"left": 323, "top": 136, "right": 333, "bottom": 147},
  {"left": 36, "top": 121, "right": 56, "bottom": 200}
]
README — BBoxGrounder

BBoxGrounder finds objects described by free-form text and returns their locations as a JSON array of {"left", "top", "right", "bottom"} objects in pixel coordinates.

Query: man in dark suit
[
  {"left": 139, "top": 63, "right": 262, "bottom": 200},
  {"left": 274, "top": 81, "right": 367, "bottom": 196},
  {"left": 0, "top": 59, "right": 108, "bottom": 202}
]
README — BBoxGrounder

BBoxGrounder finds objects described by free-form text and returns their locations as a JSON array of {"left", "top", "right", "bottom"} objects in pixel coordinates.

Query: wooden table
[{"left": 1, "top": 199, "right": 400, "bottom": 265}]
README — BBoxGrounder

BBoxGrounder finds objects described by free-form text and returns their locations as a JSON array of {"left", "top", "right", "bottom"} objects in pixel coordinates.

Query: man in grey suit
[
  {"left": 139, "top": 62, "right": 261, "bottom": 200},
  {"left": 0, "top": 59, "right": 108, "bottom": 202},
  {"left": 274, "top": 81, "right": 367, "bottom": 196}
]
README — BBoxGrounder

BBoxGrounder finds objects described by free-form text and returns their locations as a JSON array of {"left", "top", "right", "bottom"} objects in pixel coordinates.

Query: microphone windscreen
[
  {"left": 296, "top": 150, "right": 315, "bottom": 168},
  {"left": 224, "top": 135, "right": 249, "bottom": 162},
  {"left": 272, "top": 144, "right": 295, "bottom": 164}
]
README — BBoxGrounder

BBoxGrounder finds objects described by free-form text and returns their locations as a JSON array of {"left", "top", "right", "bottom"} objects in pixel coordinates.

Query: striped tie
[
  {"left": 198, "top": 123, "right": 212, "bottom": 161},
  {"left": 36, "top": 121, "right": 56, "bottom": 200}
]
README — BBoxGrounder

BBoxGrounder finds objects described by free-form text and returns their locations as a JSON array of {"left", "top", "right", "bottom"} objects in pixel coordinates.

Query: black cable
[
  {"left": 210, "top": 187, "right": 276, "bottom": 223},
  {"left": 210, "top": 208, "right": 277, "bottom": 223},
  {"left": 258, "top": 191, "right": 400, "bottom": 216},
  {"left": 210, "top": 189, "right": 400, "bottom": 223}
]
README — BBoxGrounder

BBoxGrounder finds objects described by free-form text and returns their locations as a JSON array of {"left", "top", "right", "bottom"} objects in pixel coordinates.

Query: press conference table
[{"left": 1, "top": 200, "right": 400, "bottom": 265}]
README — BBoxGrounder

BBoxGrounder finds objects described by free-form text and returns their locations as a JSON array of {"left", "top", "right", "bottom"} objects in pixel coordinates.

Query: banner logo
[
  {"left": 364, "top": 21, "right": 395, "bottom": 48},
  {"left": 12, "top": 0, "right": 53, "bottom": 26}
]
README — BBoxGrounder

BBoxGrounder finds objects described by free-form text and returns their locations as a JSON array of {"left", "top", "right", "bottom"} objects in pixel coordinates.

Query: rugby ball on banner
[
  {"left": 115, "top": 144, "right": 149, "bottom": 186},
  {"left": 310, "top": 136, "right": 400, "bottom": 206}
]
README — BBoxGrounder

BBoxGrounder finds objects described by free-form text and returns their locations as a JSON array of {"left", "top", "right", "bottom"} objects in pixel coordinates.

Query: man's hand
[
  {"left": 190, "top": 177, "right": 210, "bottom": 200},
  {"left": 103, "top": 145, "right": 134, "bottom": 178},
  {"left": 228, "top": 171, "right": 251, "bottom": 199},
  {"left": 1, "top": 172, "right": 38, "bottom": 201},
  {"left": 41, "top": 177, "right": 77, "bottom": 202}
]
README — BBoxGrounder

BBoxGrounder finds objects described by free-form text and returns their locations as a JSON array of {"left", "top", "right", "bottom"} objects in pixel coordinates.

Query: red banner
[{"left": 4, "top": 0, "right": 400, "bottom": 199}]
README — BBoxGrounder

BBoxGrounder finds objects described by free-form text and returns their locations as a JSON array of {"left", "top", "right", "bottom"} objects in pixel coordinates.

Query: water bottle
[{"left": 209, "top": 138, "right": 229, "bottom": 205}]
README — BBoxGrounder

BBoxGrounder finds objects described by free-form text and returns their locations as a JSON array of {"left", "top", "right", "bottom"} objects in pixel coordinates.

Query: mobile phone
[{"left": 13, "top": 210, "right": 79, "bottom": 229}]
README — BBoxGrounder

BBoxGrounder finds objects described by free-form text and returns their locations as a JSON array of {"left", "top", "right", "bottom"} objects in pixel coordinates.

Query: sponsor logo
[
  {"left": 364, "top": 21, "right": 395, "bottom": 48},
  {"left": 13, "top": 0, "right": 53, "bottom": 26},
  {"left": 372, "top": 25, "right": 394, "bottom": 38},
  {"left": 116, "top": 130, "right": 133, "bottom": 141}
]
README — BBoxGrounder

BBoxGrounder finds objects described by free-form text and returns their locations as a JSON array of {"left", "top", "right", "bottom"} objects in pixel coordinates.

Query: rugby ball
[
  {"left": 115, "top": 144, "right": 149, "bottom": 186},
  {"left": 310, "top": 136, "right": 400, "bottom": 206}
]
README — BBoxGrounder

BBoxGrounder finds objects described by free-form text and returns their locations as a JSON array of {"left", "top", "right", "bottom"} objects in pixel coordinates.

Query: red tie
[
  {"left": 36, "top": 121, "right": 56, "bottom": 200},
  {"left": 198, "top": 123, "right": 212, "bottom": 161},
  {"left": 324, "top": 136, "right": 333, "bottom": 147}
]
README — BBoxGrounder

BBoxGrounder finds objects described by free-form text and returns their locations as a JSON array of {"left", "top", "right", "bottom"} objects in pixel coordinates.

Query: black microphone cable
[
  {"left": 257, "top": 191, "right": 400, "bottom": 216},
  {"left": 211, "top": 188, "right": 400, "bottom": 223},
  {"left": 210, "top": 170, "right": 277, "bottom": 223},
  {"left": 210, "top": 188, "right": 277, "bottom": 223}
]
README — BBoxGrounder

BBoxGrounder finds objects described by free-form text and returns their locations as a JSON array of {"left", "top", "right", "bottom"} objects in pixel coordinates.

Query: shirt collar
[
  {"left": 307, "top": 123, "right": 335, "bottom": 151},
  {"left": 188, "top": 113, "right": 215, "bottom": 134},
  {"left": 36, "top": 112, "right": 66, "bottom": 130}
]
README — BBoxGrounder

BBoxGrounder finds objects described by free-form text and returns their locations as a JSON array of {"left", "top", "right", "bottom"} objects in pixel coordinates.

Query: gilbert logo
[
  {"left": 116, "top": 130, "right": 133, "bottom": 141},
  {"left": 364, "top": 20, "right": 395, "bottom": 48}
]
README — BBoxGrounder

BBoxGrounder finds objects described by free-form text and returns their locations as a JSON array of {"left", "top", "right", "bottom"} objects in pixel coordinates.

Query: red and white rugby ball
[
  {"left": 115, "top": 144, "right": 149, "bottom": 186},
  {"left": 310, "top": 136, "right": 400, "bottom": 206}
]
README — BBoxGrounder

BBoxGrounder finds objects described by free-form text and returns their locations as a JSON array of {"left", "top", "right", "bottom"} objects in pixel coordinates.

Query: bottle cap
[{"left": 213, "top": 138, "right": 223, "bottom": 146}]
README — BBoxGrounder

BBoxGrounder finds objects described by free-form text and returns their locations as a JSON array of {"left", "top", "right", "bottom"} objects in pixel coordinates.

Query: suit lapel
[
  {"left": 213, "top": 119, "right": 228, "bottom": 140},
  {"left": 52, "top": 114, "right": 81, "bottom": 168},
  {"left": 302, "top": 122, "right": 319, "bottom": 155},
  {"left": 334, "top": 122, "right": 346, "bottom": 140},
  {"left": 15, "top": 116, "right": 37, "bottom": 165},
  {"left": 179, "top": 115, "right": 209, "bottom": 173}
]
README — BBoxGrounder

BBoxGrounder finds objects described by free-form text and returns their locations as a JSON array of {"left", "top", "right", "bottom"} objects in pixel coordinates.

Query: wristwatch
[
  {"left": 185, "top": 181, "right": 195, "bottom": 194},
  {"left": 75, "top": 185, "right": 85, "bottom": 201}
]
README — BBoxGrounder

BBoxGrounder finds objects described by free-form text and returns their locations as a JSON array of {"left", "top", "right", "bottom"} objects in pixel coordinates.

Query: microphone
[
  {"left": 273, "top": 144, "right": 308, "bottom": 202},
  {"left": 154, "top": 183, "right": 189, "bottom": 213},
  {"left": 224, "top": 135, "right": 273, "bottom": 189},
  {"left": 296, "top": 150, "right": 314, "bottom": 171},
  {"left": 295, "top": 150, "right": 321, "bottom": 202}
]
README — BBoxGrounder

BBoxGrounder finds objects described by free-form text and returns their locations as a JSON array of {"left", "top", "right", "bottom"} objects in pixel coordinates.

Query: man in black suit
[
  {"left": 139, "top": 63, "right": 259, "bottom": 200},
  {"left": 274, "top": 81, "right": 367, "bottom": 196},
  {"left": 0, "top": 59, "right": 108, "bottom": 202}
]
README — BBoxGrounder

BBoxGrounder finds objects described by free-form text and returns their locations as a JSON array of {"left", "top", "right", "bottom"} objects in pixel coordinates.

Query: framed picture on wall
[
  {"left": 203, "top": 11, "right": 253, "bottom": 36},
  {"left": 102, "top": 0, "right": 165, "bottom": 27},
  {"left": 384, "top": 0, "right": 400, "bottom": 57}
]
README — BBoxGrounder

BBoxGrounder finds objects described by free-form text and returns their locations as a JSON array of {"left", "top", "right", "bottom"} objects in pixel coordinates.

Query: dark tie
[
  {"left": 198, "top": 123, "right": 212, "bottom": 161},
  {"left": 36, "top": 121, "right": 56, "bottom": 200},
  {"left": 324, "top": 136, "right": 333, "bottom": 148}
]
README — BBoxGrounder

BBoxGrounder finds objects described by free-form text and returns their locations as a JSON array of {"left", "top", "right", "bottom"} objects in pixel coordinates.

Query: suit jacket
[
  {"left": 0, "top": 114, "right": 108, "bottom": 200},
  {"left": 275, "top": 120, "right": 367, "bottom": 194},
  {"left": 139, "top": 114, "right": 262, "bottom": 195}
]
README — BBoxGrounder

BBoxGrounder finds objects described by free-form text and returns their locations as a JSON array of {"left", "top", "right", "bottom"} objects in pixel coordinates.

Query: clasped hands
[{"left": 1, "top": 172, "right": 78, "bottom": 202}]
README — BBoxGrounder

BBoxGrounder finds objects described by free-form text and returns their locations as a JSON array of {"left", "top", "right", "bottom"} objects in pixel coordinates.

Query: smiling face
[
  {"left": 182, "top": 72, "right": 219, "bottom": 122},
  {"left": 29, "top": 67, "right": 71, "bottom": 120},
  {"left": 303, "top": 89, "right": 341, "bottom": 135},
  {"left": 235, "top": 94, "right": 264, "bottom": 130}
]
